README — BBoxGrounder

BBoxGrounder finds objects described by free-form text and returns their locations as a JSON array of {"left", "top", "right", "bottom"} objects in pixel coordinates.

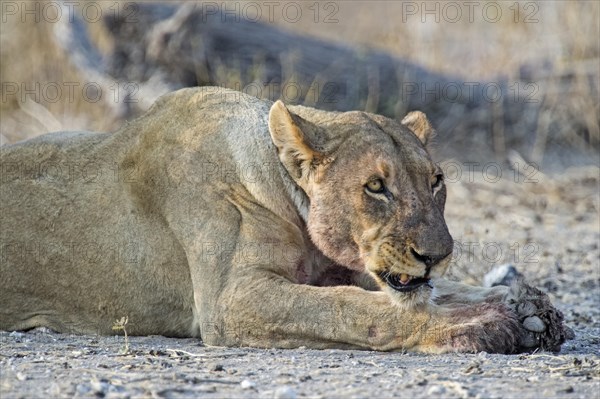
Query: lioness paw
[{"left": 505, "top": 279, "right": 574, "bottom": 352}]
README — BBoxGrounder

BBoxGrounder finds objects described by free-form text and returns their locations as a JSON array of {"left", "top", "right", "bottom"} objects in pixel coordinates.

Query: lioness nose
[{"left": 410, "top": 248, "right": 449, "bottom": 268}]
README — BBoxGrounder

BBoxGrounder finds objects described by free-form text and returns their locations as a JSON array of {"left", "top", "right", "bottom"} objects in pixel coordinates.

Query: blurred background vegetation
[{"left": 1, "top": 0, "right": 598, "bottom": 171}]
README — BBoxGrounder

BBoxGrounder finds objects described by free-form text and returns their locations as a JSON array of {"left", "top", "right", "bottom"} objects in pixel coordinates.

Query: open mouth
[{"left": 378, "top": 272, "right": 432, "bottom": 293}]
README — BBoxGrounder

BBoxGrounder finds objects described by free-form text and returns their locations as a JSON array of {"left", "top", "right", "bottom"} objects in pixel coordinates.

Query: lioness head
[{"left": 269, "top": 101, "right": 453, "bottom": 306}]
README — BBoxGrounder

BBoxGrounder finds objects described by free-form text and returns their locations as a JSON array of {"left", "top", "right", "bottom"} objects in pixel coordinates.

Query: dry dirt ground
[{"left": 1, "top": 165, "right": 599, "bottom": 399}]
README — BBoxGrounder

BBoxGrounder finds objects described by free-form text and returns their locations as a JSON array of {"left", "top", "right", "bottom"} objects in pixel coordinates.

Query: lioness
[{"left": 1, "top": 87, "right": 568, "bottom": 353}]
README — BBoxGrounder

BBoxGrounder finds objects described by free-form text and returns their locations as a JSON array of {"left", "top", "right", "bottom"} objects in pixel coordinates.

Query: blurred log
[{"left": 53, "top": 2, "right": 598, "bottom": 167}]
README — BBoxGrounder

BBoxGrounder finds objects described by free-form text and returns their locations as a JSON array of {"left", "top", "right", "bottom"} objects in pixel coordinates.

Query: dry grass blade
[{"left": 166, "top": 349, "right": 247, "bottom": 359}]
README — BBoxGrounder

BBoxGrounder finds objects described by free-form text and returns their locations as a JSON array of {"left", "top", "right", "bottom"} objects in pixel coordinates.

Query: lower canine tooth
[{"left": 400, "top": 273, "right": 410, "bottom": 283}]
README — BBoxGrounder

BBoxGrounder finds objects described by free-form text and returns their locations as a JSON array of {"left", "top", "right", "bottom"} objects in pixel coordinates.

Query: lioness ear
[
  {"left": 269, "top": 100, "right": 318, "bottom": 182},
  {"left": 401, "top": 111, "right": 435, "bottom": 146}
]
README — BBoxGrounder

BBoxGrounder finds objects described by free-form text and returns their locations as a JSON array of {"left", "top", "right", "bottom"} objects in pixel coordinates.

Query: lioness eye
[
  {"left": 431, "top": 174, "right": 443, "bottom": 192},
  {"left": 366, "top": 179, "right": 385, "bottom": 194}
]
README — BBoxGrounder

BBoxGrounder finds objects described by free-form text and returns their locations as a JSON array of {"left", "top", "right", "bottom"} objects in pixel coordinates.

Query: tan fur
[{"left": 0, "top": 87, "right": 564, "bottom": 353}]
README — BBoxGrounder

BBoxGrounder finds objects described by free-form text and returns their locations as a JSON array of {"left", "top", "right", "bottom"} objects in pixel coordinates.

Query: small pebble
[
  {"left": 240, "top": 379, "right": 256, "bottom": 389},
  {"left": 560, "top": 386, "right": 574, "bottom": 394},
  {"left": 427, "top": 385, "right": 446, "bottom": 395},
  {"left": 212, "top": 363, "right": 224, "bottom": 372},
  {"left": 416, "top": 378, "right": 428, "bottom": 386},
  {"left": 76, "top": 384, "right": 91, "bottom": 395},
  {"left": 463, "top": 361, "right": 483, "bottom": 375},
  {"left": 90, "top": 379, "right": 109, "bottom": 394},
  {"left": 274, "top": 386, "right": 297, "bottom": 399}
]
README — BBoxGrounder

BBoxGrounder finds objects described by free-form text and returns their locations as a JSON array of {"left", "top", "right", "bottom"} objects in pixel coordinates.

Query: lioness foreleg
[{"left": 208, "top": 269, "right": 524, "bottom": 353}]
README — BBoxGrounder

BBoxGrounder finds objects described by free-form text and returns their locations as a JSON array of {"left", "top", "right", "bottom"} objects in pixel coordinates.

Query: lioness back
[{"left": 0, "top": 88, "right": 277, "bottom": 337}]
